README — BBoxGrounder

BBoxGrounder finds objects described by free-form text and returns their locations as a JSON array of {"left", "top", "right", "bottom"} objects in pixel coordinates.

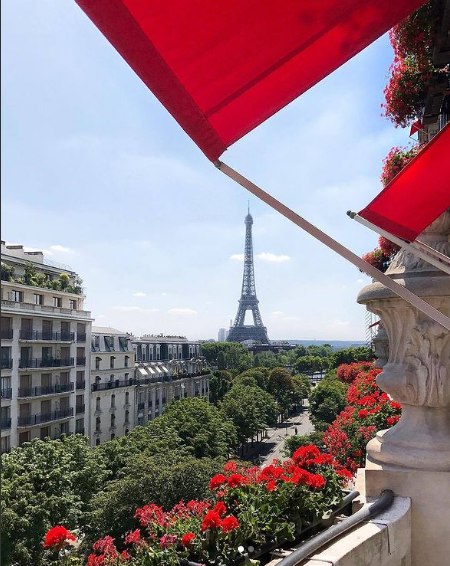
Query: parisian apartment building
[
  {"left": 1, "top": 242, "right": 211, "bottom": 452},
  {"left": 1, "top": 242, "right": 92, "bottom": 453}
]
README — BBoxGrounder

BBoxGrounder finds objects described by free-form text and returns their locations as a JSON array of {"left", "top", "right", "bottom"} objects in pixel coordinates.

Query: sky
[{"left": 1, "top": 1, "right": 412, "bottom": 341}]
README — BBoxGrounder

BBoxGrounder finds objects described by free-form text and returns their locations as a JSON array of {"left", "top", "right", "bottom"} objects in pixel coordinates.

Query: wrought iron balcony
[
  {"left": 1, "top": 359, "right": 13, "bottom": 369},
  {"left": 17, "top": 408, "right": 74, "bottom": 427},
  {"left": 77, "top": 333, "right": 87, "bottom": 342},
  {"left": 1, "top": 417, "right": 12, "bottom": 429},
  {"left": 19, "top": 357, "right": 74, "bottom": 369},
  {"left": 91, "top": 379, "right": 135, "bottom": 391},
  {"left": 76, "top": 381, "right": 86, "bottom": 389},
  {"left": 19, "top": 330, "right": 75, "bottom": 341},
  {"left": 76, "top": 356, "right": 86, "bottom": 366},
  {"left": 1, "top": 388, "right": 12, "bottom": 398},
  {"left": 17, "top": 383, "right": 75, "bottom": 397},
  {"left": 76, "top": 404, "right": 85, "bottom": 414},
  {"left": 1, "top": 329, "right": 13, "bottom": 339}
]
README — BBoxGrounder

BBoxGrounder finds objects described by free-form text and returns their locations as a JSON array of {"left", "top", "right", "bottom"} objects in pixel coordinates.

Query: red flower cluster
[
  {"left": 324, "top": 367, "right": 402, "bottom": 472},
  {"left": 337, "top": 361, "right": 374, "bottom": 384},
  {"left": 201, "top": 509, "right": 239, "bottom": 533},
  {"left": 88, "top": 536, "right": 122, "bottom": 566},
  {"left": 380, "top": 145, "right": 420, "bottom": 187},
  {"left": 362, "top": 248, "right": 386, "bottom": 272},
  {"left": 43, "top": 525, "right": 75, "bottom": 549},
  {"left": 181, "top": 532, "right": 195, "bottom": 546}
]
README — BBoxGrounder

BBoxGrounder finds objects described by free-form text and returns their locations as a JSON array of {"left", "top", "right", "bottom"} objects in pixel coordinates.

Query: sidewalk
[{"left": 244, "top": 408, "right": 315, "bottom": 465}]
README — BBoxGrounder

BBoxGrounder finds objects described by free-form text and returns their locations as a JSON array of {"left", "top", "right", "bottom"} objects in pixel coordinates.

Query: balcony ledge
[{"left": 282, "top": 496, "right": 411, "bottom": 566}]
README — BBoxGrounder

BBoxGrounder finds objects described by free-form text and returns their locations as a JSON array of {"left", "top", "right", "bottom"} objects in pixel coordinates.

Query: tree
[
  {"left": 282, "top": 431, "right": 325, "bottom": 457},
  {"left": 267, "top": 368, "right": 294, "bottom": 415},
  {"left": 159, "top": 397, "right": 237, "bottom": 458},
  {"left": 88, "top": 451, "right": 224, "bottom": 544},
  {"left": 294, "top": 355, "right": 323, "bottom": 376},
  {"left": 1, "top": 262, "right": 15, "bottom": 281},
  {"left": 220, "top": 384, "right": 278, "bottom": 445},
  {"left": 1, "top": 435, "right": 108, "bottom": 566},
  {"left": 291, "top": 374, "right": 311, "bottom": 407},
  {"left": 201, "top": 342, "right": 252, "bottom": 371},
  {"left": 330, "top": 346, "right": 373, "bottom": 368},
  {"left": 309, "top": 379, "right": 347, "bottom": 430},
  {"left": 253, "top": 350, "right": 278, "bottom": 368},
  {"left": 237, "top": 367, "right": 270, "bottom": 390},
  {"left": 98, "top": 419, "right": 186, "bottom": 479},
  {"left": 209, "top": 370, "right": 234, "bottom": 405}
]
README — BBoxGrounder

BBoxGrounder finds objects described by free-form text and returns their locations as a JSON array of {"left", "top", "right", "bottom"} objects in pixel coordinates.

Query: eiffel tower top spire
[{"left": 227, "top": 208, "right": 270, "bottom": 344}]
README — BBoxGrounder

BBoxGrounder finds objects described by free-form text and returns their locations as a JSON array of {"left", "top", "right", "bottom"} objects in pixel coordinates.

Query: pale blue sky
[{"left": 1, "top": 1, "right": 409, "bottom": 340}]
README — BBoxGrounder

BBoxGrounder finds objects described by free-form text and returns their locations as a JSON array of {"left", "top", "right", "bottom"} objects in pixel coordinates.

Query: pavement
[{"left": 245, "top": 408, "right": 315, "bottom": 465}]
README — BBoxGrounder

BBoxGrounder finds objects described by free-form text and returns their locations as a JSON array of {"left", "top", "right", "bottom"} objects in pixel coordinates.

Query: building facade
[
  {"left": 90, "top": 326, "right": 135, "bottom": 446},
  {"left": 218, "top": 328, "right": 227, "bottom": 342},
  {"left": 132, "top": 334, "right": 202, "bottom": 362},
  {"left": 1, "top": 242, "right": 92, "bottom": 453}
]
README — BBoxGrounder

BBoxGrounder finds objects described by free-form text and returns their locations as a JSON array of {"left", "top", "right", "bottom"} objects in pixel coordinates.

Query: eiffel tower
[{"left": 227, "top": 207, "right": 270, "bottom": 344}]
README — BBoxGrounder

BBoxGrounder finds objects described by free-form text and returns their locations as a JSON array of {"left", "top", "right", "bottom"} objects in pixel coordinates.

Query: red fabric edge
[
  {"left": 359, "top": 123, "right": 450, "bottom": 240},
  {"left": 75, "top": 0, "right": 226, "bottom": 161}
]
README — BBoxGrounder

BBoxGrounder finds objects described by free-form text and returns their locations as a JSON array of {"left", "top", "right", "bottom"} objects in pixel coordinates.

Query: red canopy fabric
[
  {"left": 359, "top": 123, "right": 450, "bottom": 241},
  {"left": 76, "top": 0, "right": 425, "bottom": 161}
]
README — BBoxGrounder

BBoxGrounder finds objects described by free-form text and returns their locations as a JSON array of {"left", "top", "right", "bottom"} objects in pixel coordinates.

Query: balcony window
[
  {"left": 11, "top": 290, "right": 23, "bottom": 302},
  {"left": 19, "top": 431, "right": 30, "bottom": 446},
  {"left": 69, "top": 299, "right": 77, "bottom": 310},
  {"left": 53, "top": 297, "right": 62, "bottom": 308},
  {"left": 95, "top": 438, "right": 100, "bottom": 446},
  {"left": 1, "top": 436, "right": 10, "bottom": 454},
  {"left": 34, "top": 293, "right": 43, "bottom": 305},
  {"left": 111, "top": 394, "right": 116, "bottom": 408},
  {"left": 96, "top": 397, "right": 101, "bottom": 411},
  {"left": 110, "top": 356, "right": 115, "bottom": 369},
  {"left": 110, "top": 433, "right": 115, "bottom": 440},
  {"left": 95, "top": 416, "right": 101, "bottom": 432},
  {"left": 119, "top": 337, "right": 128, "bottom": 352},
  {"left": 95, "top": 357, "right": 101, "bottom": 370},
  {"left": 92, "top": 336, "right": 100, "bottom": 352},
  {"left": 76, "top": 418, "right": 84, "bottom": 433},
  {"left": 104, "top": 336, "right": 114, "bottom": 352},
  {"left": 124, "top": 355, "right": 129, "bottom": 368}
]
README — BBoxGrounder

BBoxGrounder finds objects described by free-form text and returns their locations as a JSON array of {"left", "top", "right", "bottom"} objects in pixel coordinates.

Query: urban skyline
[{"left": 1, "top": 0, "right": 410, "bottom": 341}]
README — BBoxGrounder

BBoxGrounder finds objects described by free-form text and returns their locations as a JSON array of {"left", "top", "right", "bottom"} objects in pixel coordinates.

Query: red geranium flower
[
  {"left": 124, "top": 529, "right": 142, "bottom": 545},
  {"left": 214, "top": 501, "right": 227, "bottom": 516},
  {"left": 209, "top": 474, "right": 227, "bottom": 490},
  {"left": 201, "top": 510, "right": 223, "bottom": 531},
  {"left": 43, "top": 526, "right": 76, "bottom": 549},
  {"left": 221, "top": 516, "right": 240, "bottom": 533},
  {"left": 227, "top": 474, "right": 248, "bottom": 488},
  {"left": 181, "top": 533, "right": 196, "bottom": 546},
  {"left": 266, "top": 480, "right": 277, "bottom": 491}
]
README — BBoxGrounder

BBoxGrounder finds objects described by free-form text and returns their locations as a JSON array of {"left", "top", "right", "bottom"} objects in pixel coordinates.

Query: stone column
[{"left": 357, "top": 211, "right": 450, "bottom": 566}]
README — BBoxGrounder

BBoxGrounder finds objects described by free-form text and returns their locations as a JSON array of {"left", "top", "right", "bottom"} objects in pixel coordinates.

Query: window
[
  {"left": 111, "top": 394, "right": 115, "bottom": 408},
  {"left": 76, "top": 419, "right": 84, "bottom": 433},
  {"left": 125, "top": 392, "right": 130, "bottom": 405},
  {"left": 96, "top": 438, "right": 101, "bottom": 446},
  {"left": 104, "top": 337, "right": 114, "bottom": 352},
  {"left": 124, "top": 355, "right": 129, "bottom": 368},
  {"left": 19, "top": 431, "right": 31, "bottom": 446},
  {"left": 118, "top": 337, "right": 128, "bottom": 352},
  {"left": 34, "top": 293, "right": 43, "bottom": 305},
  {"left": 1, "top": 436, "right": 10, "bottom": 454},
  {"left": 69, "top": 299, "right": 77, "bottom": 310},
  {"left": 110, "top": 414, "right": 115, "bottom": 427},
  {"left": 125, "top": 410, "right": 130, "bottom": 424},
  {"left": 53, "top": 297, "right": 62, "bottom": 308},
  {"left": 95, "top": 357, "right": 101, "bottom": 370},
  {"left": 93, "top": 336, "right": 100, "bottom": 352},
  {"left": 11, "top": 290, "right": 23, "bottom": 302},
  {"left": 110, "top": 433, "right": 115, "bottom": 440},
  {"left": 110, "top": 356, "right": 115, "bottom": 369},
  {"left": 96, "top": 397, "right": 101, "bottom": 411},
  {"left": 95, "top": 416, "right": 101, "bottom": 431}
]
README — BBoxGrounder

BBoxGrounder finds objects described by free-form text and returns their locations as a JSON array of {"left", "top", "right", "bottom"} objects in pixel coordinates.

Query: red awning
[
  {"left": 76, "top": 0, "right": 425, "bottom": 162},
  {"left": 359, "top": 124, "right": 450, "bottom": 241}
]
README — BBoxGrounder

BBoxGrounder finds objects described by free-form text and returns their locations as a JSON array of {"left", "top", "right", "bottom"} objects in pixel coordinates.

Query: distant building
[
  {"left": 131, "top": 334, "right": 201, "bottom": 361},
  {"left": 90, "top": 326, "right": 135, "bottom": 446},
  {"left": 218, "top": 328, "right": 227, "bottom": 342},
  {"left": 1, "top": 241, "right": 92, "bottom": 453}
]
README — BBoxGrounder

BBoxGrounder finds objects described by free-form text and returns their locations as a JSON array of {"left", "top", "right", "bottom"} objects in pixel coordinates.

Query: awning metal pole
[
  {"left": 348, "top": 212, "right": 450, "bottom": 276},
  {"left": 216, "top": 160, "right": 450, "bottom": 332}
]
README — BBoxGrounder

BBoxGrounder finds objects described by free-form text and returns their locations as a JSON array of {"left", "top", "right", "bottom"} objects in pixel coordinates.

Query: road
[{"left": 246, "top": 409, "right": 315, "bottom": 465}]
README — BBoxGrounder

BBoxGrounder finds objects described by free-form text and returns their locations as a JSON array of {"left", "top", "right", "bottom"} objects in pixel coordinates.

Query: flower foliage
[
  {"left": 362, "top": 235, "right": 401, "bottom": 273},
  {"left": 382, "top": 1, "right": 441, "bottom": 127},
  {"left": 336, "top": 361, "right": 374, "bottom": 384},
  {"left": 380, "top": 145, "right": 420, "bottom": 186},
  {"left": 82, "top": 451, "right": 350, "bottom": 565},
  {"left": 323, "top": 363, "right": 402, "bottom": 473}
]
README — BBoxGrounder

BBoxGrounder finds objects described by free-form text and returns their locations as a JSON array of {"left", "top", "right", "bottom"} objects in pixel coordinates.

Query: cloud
[
  {"left": 256, "top": 252, "right": 291, "bottom": 263},
  {"left": 112, "top": 306, "right": 159, "bottom": 313},
  {"left": 271, "top": 311, "right": 285, "bottom": 318},
  {"left": 168, "top": 308, "right": 197, "bottom": 316},
  {"left": 132, "top": 292, "right": 147, "bottom": 297},
  {"left": 230, "top": 254, "right": 244, "bottom": 261},
  {"left": 161, "top": 292, "right": 168, "bottom": 297},
  {"left": 356, "top": 279, "right": 365, "bottom": 284},
  {"left": 49, "top": 244, "right": 73, "bottom": 253}
]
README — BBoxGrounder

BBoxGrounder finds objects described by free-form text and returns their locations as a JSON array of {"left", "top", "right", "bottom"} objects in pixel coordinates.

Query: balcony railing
[
  {"left": 19, "top": 330, "right": 75, "bottom": 342},
  {"left": 1, "top": 388, "right": 12, "bottom": 398},
  {"left": 76, "top": 404, "right": 85, "bottom": 414},
  {"left": 1, "top": 299, "right": 91, "bottom": 318},
  {"left": 18, "top": 383, "right": 74, "bottom": 397},
  {"left": 76, "top": 356, "right": 86, "bottom": 366},
  {"left": 1, "top": 359, "right": 13, "bottom": 369},
  {"left": 18, "top": 408, "right": 74, "bottom": 427},
  {"left": 76, "top": 381, "right": 86, "bottom": 389},
  {"left": 1, "top": 329, "right": 13, "bottom": 339},
  {"left": 77, "top": 333, "right": 87, "bottom": 342},
  {"left": 19, "top": 357, "right": 74, "bottom": 369},
  {"left": 1, "top": 418, "right": 12, "bottom": 429},
  {"left": 92, "top": 379, "right": 135, "bottom": 391}
]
